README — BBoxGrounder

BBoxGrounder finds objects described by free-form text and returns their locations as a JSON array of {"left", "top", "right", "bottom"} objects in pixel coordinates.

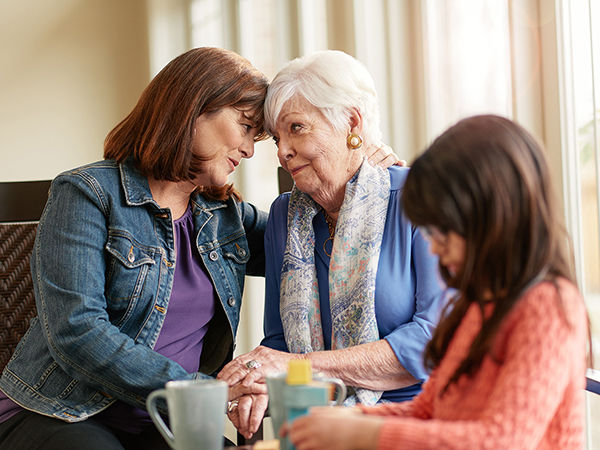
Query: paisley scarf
[{"left": 280, "top": 159, "right": 390, "bottom": 405}]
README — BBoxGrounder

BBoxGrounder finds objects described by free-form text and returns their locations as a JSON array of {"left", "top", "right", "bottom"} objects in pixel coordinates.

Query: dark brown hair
[
  {"left": 104, "top": 47, "right": 268, "bottom": 200},
  {"left": 402, "top": 115, "right": 582, "bottom": 391}
]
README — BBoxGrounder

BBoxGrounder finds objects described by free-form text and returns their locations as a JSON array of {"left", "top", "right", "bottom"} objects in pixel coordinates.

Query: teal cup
[{"left": 265, "top": 373, "right": 346, "bottom": 450}]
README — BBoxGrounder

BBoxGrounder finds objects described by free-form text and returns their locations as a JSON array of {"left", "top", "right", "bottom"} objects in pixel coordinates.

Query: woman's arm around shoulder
[{"left": 239, "top": 200, "right": 269, "bottom": 276}]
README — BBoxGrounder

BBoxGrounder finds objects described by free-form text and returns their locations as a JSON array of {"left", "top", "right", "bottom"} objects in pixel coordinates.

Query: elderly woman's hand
[
  {"left": 227, "top": 392, "right": 269, "bottom": 440},
  {"left": 217, "top": 345, "right": 298, "bottom": 387},
  {"left": 228, "top": 379, "right": 268, "bottom": 401},
  {"left": 366, "top": 143, "right": 407, "bottom": 168}
]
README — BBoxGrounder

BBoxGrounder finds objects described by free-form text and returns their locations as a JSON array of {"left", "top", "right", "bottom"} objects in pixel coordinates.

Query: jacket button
[
  {"left": 209, "top": 251, "right": 219, "bottom": 261},
  {"left": 227, "top": 297, "right": 236, "bottom": 307}
]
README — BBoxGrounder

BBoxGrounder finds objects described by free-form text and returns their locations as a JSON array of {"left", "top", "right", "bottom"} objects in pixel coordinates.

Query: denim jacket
[{"left": 0, "top": 159, "right": 267, "bottom": 422}]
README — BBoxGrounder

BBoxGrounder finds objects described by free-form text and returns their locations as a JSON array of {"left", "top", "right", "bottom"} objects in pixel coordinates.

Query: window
[
  {"left": 422, "top": 0, "right": 512, "bottom": 138},
  {"left": 555, "top": 0, "right": 600, "bottom": 446},
  {"left": 556, "top": 0, "right": 600, "bottom": 347}
]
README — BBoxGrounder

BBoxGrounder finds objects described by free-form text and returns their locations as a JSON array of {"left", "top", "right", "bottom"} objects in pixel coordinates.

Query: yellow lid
[{"left": 286, "top": 359, "right": 312, "bottom": 385}]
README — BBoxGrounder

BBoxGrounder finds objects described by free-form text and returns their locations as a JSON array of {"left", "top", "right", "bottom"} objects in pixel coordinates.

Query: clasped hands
[
  {"left": 218, "top": 345, "right": 297, "bottom": 439},
  {"left": 219, "top": 346, "right": 383, "bottom": 448}
]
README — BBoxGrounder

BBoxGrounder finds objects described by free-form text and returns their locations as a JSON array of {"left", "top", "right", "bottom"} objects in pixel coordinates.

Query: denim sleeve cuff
[{"left": 192, "top": 372, "right": 213, "bottom": 380}]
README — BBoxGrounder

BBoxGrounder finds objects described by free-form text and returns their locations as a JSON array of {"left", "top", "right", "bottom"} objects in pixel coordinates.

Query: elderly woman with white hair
[{"left": 218, "top": 50, "right": 446, "bottom": 439}]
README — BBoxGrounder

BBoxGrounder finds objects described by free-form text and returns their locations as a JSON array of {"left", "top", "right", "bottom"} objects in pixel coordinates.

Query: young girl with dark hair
[{"left": 285, "top": 115, "right": 590, "bottom": 450}]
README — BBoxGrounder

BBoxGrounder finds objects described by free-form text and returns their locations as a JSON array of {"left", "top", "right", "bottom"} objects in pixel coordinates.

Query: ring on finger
[
  {"left": 245, "top": 360, "right": 261, "bottom": 370},
  {"left": 227, "top": 400, "right": 239, "bottom": 413}
]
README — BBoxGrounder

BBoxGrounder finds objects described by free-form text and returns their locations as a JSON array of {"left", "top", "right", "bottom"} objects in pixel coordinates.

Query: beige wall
[{"left": 0, "top": 0, "right": 150, "bottom": 181}]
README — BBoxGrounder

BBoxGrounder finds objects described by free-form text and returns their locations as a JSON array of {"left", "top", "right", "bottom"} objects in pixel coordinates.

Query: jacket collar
[
  {"left": 190, "top": 192, "right": 229, "bottom": 212},
  {"left": 119, "top": 159, "right": 155, "bottom": 206},
  {"left": 118, "top": 158, "right": 229, "bottom": 212}
]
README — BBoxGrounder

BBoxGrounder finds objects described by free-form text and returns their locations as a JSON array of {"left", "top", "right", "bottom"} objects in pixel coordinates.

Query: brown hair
[
  {"left": 104, "top": 47, "right": 269, "bottom": 200},
  {"left": 402, "top": 115, "right": 583, "bottom": 391}
]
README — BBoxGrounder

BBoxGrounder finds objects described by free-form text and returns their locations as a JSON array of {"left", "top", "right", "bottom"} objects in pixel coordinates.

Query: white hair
[{"left": 264, "top": 50, "right": 382, "bottom": 144}]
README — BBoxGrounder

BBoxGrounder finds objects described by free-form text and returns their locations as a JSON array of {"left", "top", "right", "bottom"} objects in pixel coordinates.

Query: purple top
[{"left": 0, "top": 204, "right": 218, "bottom": 432}]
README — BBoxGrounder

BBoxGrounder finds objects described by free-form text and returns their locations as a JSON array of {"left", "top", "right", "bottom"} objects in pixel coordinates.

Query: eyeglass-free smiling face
[
  {"left": 191, "top": 107, "right": 259, "bottom": 186},
  {"left": 420, "top": 226, "right": 466, "bottom": 277},
  {"left": 271, "top": 94, "right": 364, "bottom": 208}
]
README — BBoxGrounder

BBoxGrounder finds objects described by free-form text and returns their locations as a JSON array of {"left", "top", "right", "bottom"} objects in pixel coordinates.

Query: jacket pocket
[
  {"left": 218, "top": 238, "right": 250, "bottom": 299},
  {"left": 221, "top": 239, "right": 250, "bottom": 265},
  {"left": 104, "top": 231, "right": 159, "bottom": 325}
]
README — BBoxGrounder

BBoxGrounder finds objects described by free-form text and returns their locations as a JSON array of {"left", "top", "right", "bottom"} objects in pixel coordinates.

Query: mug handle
[
  {"left": 321, "top": 377, "right": 347, "bottom": 405},
  {"left": 146, "top": 389, "right": 176, "bottom": 448}
]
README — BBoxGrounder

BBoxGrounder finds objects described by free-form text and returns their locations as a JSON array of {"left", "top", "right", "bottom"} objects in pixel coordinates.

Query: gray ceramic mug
[
  {"left": 266, "top": 373, "right": 346, "bottom": 450},
  {"left": 147, "top": 379, "right": 227, "bottom": 450}
]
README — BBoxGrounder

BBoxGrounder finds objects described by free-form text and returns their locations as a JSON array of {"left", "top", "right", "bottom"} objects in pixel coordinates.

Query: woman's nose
[
  {"left": 240, "top": 137, "right": 255, "bottom": 159},
  {"left": 277, "top": 137, "right": 294, "bottom": 163}
]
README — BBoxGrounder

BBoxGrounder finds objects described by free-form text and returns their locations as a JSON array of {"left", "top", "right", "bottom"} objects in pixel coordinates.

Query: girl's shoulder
[{"left": 511, "top": 278, "right": 585, "bottom": 331}]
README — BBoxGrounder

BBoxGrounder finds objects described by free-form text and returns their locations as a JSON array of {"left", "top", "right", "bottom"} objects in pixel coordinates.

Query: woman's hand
[
  {"left": 282, "top": 406, "right": 382, "bottom": 450},
  {"left": 365, "top": 143, "right": 407, "bottom": 168},
  {"left": 217, "top": 346, "right": 298, "bottom": 386},
  {"left": 228, "top": 380, "right": 268, "bottom": 401},
  {"left": 227, "top": 393, "right": 269, "bottom": 440}
]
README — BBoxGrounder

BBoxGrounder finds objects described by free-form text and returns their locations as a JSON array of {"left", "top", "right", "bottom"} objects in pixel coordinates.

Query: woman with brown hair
[
  {"left": 0, "top": 47, "right": 270, "bottom": 449},
  {"left": 285, "top": 115, "right": 590, "bottom": 450}
]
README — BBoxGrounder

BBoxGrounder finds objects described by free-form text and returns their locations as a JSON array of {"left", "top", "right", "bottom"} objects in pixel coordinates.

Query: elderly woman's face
[{"left": 273, "top": 95, "right": 361, "bottom": 202}]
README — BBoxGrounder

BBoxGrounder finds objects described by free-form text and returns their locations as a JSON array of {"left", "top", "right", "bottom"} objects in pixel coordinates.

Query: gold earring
[{"left": 347, "top": 133, "right": 363, "bottom": 150}]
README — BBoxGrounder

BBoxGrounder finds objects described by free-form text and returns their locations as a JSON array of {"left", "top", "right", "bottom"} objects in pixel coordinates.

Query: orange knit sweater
[{"left": 360, "top": 279, "right": 588, "bottom": 449}]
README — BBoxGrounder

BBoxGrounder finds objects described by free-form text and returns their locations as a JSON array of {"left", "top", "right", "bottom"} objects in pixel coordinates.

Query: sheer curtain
[{"left": 553, "top": 1, "right": 600, "bottom": 446}]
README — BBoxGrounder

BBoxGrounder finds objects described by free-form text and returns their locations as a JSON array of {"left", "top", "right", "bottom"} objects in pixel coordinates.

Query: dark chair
[
  {"left": 587, "top": 368, "right": 600, "bottom": 395},
  {"left": 0, "top": 180, "right": 51, "bottom": 372},
  {"left": 277, "top": 166, "right": 293, "bottom": 194}
]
